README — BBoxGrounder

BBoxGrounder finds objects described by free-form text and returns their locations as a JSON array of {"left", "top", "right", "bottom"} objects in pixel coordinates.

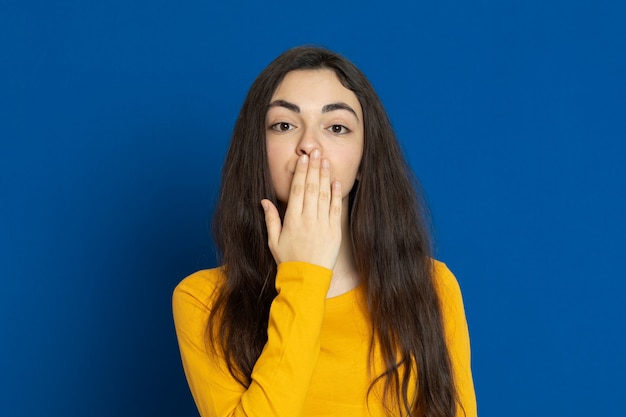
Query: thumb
[{"left": 261, "top": 199, "right": 282, "bottom": 250}]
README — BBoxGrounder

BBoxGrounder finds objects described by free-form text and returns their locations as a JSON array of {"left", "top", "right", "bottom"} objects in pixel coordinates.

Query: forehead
[{"left": 270, "top": 69, "right": 362, "bottom": 117}]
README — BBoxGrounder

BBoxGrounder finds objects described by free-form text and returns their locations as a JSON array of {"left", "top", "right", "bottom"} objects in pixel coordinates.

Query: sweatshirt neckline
[{"left": 325, "top": 283, "right": 365, "bottom": 310}]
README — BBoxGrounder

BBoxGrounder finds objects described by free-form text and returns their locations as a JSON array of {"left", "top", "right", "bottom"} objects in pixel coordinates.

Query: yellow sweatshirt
[{"left": 172, "top": 261, "right": 476, "bottom": 417}]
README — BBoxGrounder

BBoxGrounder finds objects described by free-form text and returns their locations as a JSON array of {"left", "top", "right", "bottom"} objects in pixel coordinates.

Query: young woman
[{"left": 173, "top": 46, "right": 476, "bottom": 417}]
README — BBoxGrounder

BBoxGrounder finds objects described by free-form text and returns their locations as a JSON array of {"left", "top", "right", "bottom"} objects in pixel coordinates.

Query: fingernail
[
  {"left": 261, "top": 200, "right": 268, "bottom": 211},
  {"left": 312, "top": 149, "right": 320, "bottom": 159},
  {"left": 300, "top": 155, "right": 308, "bottom": 163},
  {"left": 321, "top": 159, "right": 329, "bottom": 168}
]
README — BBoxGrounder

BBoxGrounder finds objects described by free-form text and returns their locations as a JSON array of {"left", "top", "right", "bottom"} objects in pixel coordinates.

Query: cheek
[
  {"left": 345, "top": 147, "right": 364, "bottom": 176},
  {"left": 333, "top": 153, "right": 363, "bottom": 193},
  {"left": 266, "top": 145, "right": 289, "bottom": 174},
  {"left": 265, "top": 147, "right": 291, "bottom": 201}
]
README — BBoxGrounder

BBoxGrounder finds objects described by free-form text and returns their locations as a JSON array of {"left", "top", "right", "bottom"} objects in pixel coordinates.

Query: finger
[
  {"left": 329, "top": 181, "right": 342, "bottom": 228},
  {"left": 285, "top": 154, "right": 308, "bottom": 216},
  {"left": 317, "top": 158, "right": 331, "bottom": 219},
  {"left": 303, "top": 149, "right": 321, "bottom": 216},
  {"left": 261, "top": 199, "right": 282, "bottom": 251}
]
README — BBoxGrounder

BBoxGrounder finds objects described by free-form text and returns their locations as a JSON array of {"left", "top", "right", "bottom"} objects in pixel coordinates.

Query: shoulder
[
  {"left": 431, "top": 259, "right": 461, "bottom": 292},
  {"left": 172, "top": 266, "right": 226, "bottom": 314},
  {"left": 172, "top": 267, "right": 228, "bottom": 363},
  {"left": 432, "top": 260, "right": 476, "bottom": 415},
  {"left": 431, "top": 259, "right": 466, "bottom": 314}
]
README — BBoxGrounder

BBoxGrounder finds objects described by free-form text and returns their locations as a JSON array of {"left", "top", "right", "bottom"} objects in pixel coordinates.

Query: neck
[{"left": 327, "top": 199, "right": 361, "bottom": 298}]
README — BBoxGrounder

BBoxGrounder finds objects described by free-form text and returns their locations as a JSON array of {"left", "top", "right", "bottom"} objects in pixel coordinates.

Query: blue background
[{"left": 1, "top": 1, "right": 625, "bottom": 416}]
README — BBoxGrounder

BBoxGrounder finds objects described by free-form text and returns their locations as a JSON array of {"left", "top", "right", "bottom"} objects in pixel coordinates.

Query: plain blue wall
[{"left": 1, "top": 1, "right": 624, "bottom": 416}]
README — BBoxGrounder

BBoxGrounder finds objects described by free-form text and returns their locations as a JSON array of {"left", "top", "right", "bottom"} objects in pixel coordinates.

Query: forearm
[
  {"left": 236, "top": 262, "right": 332, "bottom": 416},
  {"left": 174, "top": 262, "right": 332, "bottom": 417}
]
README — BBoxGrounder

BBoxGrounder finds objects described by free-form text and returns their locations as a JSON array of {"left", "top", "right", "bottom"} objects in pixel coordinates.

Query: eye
[
  {"left": 270, "top": 122, "right": 295, "bottom": 132},
  {"left": 327, "top": 124, "right": 351, "bottom": 135}
]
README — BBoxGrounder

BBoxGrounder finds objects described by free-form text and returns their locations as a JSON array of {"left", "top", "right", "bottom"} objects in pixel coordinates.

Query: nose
[{"left": 296, "top": 126, "right": 322, "bottom": 156}]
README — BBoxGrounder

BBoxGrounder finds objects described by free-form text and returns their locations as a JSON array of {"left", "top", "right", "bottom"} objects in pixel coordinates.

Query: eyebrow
[{"left": 268, "top": 99, "right": 359, "bottom": 121}]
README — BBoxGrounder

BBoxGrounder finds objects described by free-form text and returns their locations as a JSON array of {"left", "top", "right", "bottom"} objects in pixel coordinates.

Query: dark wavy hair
[{"left": 208, "top": 46, "right": 459, "bottom": 417}]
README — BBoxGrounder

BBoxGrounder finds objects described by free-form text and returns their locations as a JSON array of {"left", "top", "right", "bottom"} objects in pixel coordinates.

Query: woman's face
[{"left": 265, "top": 69, "right": 364, "bottom": 205}]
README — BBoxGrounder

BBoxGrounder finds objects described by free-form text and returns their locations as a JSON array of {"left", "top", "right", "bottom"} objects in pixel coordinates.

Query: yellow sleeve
[
  {"left": 433, "top": 261, "right": 478, "bottom": 417},
  {"left": 172, "top": 262, "right": 332, "bottom": 417}
]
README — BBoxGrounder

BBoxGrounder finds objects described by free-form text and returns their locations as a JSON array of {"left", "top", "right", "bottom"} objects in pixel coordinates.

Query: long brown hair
[{"left": 209, "top": 46, "right": 458, "bottom": 417}]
